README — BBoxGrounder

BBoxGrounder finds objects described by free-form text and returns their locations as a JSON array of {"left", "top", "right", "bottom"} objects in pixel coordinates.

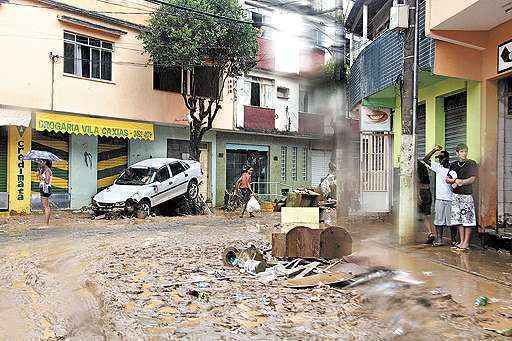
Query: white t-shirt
[{"left": 425, "top": 161, "right": 457, "bottom": 201}]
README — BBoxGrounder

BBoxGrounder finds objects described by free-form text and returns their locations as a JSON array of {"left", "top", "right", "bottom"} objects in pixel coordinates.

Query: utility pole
[
  {"left": 398, "top": 0, "right": 419, "bottom": 244},
  {"left": 332, "top": 0, "right": 353, "bottom": 225}
]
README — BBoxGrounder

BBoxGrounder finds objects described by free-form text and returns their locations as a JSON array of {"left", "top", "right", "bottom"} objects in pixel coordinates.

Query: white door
[
  {"left": 360, "top": 133, "right": 392, "bottom": 213},
  {"left": 169, "top": 162, "right": 188, "bottom": 197},
  {"left": 311, "top": 150, "right": 332, "bottom": 186},
  {"left": 152, "top": 165, "right": 173, "bottom": 206}
]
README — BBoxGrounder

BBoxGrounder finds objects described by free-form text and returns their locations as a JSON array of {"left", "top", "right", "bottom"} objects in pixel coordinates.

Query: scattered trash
[
  {"left": 474, "top": 296, "right": 489, "bottom": 307},
  {"left": 283, "top": 272, "right": 351, "bottom": 289}
]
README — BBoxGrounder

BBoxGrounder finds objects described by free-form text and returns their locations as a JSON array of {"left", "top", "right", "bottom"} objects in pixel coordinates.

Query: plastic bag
[{"left": 246, "top": 195, "right": 261, "bottom": 213}]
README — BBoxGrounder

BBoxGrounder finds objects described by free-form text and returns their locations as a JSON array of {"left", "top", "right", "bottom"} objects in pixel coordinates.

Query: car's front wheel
[
  {"left": 187, "top": 180, "right": 199, "bottom": 200},
  {"left": 136, "top": 199, "right": 151, "bottom": 219}
]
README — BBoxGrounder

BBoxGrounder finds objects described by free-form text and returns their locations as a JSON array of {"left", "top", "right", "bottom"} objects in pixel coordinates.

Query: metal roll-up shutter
[
  {"left": 416, "top": 103, "right": 426, "bottom": 157},
  {"left": 31, "top": 131, "right": 69, "bottom": 193},
  {"left": 311, "top": 150, "right": 332, "bottom": 186},
  {"left": 0, "top": 127, "right": 8, "bottom": 209},
  {"left": 444, "top": 92, "right": 467, "bottom": 156},
  {"left": 97, "top": 137, "right": 128, "bottom": 191}
]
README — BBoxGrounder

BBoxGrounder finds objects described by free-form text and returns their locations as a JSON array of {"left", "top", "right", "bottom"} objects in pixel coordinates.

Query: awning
[
  {"left": 0, "top": 108, "right": 32, "bottom": 127},
  {"left": 35, "top": 112, "right": 154, "bottom": 141},
  {"left": 226, "top": 143, "right": 269, "bottom": 152}
]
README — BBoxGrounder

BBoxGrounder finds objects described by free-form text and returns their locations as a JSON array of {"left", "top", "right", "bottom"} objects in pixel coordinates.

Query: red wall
[
  {"left": 299, "top": 112, "right": 322, "bottom": 135},
  {"left": 256, "top": 37, "right": 275, "bottom": 71},
  {"left": 299, "top": 48, "right": 325, "bottom": 76},
  {"left": 244, "top": 105, "right": 275, "bottom": 130}
]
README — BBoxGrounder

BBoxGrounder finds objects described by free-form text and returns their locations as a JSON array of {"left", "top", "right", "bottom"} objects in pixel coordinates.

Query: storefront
[{"left": 0, "top": 108, "right": 32, "bottom": 214}]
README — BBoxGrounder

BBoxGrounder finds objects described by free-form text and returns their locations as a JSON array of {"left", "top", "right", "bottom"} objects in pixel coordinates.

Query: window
[
  {"left": 154, "top": 66, "right": 185, "bottom": 93},
  {"left": 277, "top": 86, "right": 289, "bottom": 99},
  {"left": 310, "top": 27, "right": 323, "bottom": 46},
  {"left": 299, "top": 85, "right": 310, "bottom": 112},
  {"left": 169, "top": 162, "right": 185, "bottom": 176},
  {"left": 193, "top": 66, "right": 220, "bottom": 98},
  {"left": 302, "top": 147, "right": 308, "bottom": 181},
  {"left": 292, "top": 147, "right": 298, "bottom": 181},
  {"left": 156, "top": 166, "right": 171, "bottom": 183},
  {"left": 251, "top": 11, "right": 271, "bottom": 38},
  {"left": 250, "top": 82, "right": 261, "bottom": 106},
  {"left": 281, "top": 146, "right": 287, "bottom": 181},
  {"left": 247, "top": 77, "right": 274, "bottom": 108},
  {"left": 63, "top": 32, "right": 113, "bottom": 81}
]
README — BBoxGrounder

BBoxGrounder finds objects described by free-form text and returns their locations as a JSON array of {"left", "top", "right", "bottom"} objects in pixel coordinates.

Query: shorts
[
  {"left": 417, "top": 188, "right": 432, "bottom": 216},
  {"left": 451, "top": 194, "right": 476, "bottom": 227},
  {"left": 434, "top": 199, "right": 452, "bottom": 226},
  {"left": 40, "top": 186, "right": 52, "bottom": 198}
]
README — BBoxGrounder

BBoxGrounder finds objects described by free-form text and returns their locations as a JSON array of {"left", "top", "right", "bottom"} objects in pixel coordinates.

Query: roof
[
  {"left": 345, "top": 0, "right": 390, "bottom": 37},
  {"left": 131, "top": 158, "right": 181, "bottom": 169}
]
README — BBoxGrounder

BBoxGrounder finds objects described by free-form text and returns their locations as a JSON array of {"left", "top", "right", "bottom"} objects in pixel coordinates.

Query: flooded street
[{"left": 0, "top": 212, "right": 510, "bottom": 339}]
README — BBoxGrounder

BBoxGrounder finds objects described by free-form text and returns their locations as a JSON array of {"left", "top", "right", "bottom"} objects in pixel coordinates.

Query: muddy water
[{"left": 0, "top": 212, "right": 509, "bottom": 339}]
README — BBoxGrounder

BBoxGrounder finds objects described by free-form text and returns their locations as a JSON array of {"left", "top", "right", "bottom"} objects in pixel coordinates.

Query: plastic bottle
[{"left": 474, "top": 296, "right": 489, "bottom": 307}]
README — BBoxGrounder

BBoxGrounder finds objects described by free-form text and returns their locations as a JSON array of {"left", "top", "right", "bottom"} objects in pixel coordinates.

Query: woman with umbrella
[
  {"left": 38, "top": 159, "right": 53, "bottom": 226},
  {"left": 24, "top": 150, "right": 59, "bottom": 226}
]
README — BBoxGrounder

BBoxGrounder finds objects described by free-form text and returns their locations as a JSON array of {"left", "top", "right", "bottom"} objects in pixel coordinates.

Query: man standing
[
  {"left": 423, "top": 146, "right": 457, "bottom": 246},
  {"left": 417, "top": 155, "right": 435, "bottom": 244},
  {"left": 238, "top": 167, "right": 254, "bottom": 218},
  {"left": 446, "top": 143, "right": 478, "bottom": 251}
]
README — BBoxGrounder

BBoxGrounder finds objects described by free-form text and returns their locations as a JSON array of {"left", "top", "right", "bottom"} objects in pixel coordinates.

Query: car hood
[{"left": 93, "top": 184, "right": 145, "bottom": 203}]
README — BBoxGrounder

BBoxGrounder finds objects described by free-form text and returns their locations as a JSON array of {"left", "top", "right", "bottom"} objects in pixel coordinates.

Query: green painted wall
[
  {"left": 392, "top": 78, "right": 478, "bottom": 167},
  {"left": 214, "top": 132, "right": 312, "bottom": 206}
]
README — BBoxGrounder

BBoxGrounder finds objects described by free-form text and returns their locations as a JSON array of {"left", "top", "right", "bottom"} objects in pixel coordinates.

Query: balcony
[
  {"left": 347, "top": 0, "right": 435, "bottom": 109},
  {"left": 244, "top": 105, "right": 275, "bottom": 130}
]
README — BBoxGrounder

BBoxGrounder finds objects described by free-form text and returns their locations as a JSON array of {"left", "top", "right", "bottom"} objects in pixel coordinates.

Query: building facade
[
  {"left": 0, "top": 0, "right": 336, "bottom": 213},
  {"left": 346, "top": 0, "right": 512, "bottom": 235}
]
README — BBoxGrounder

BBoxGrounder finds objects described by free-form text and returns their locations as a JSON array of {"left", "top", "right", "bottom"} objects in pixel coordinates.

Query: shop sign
[
  {"left": 360, "top": 106, "right": 391, "bottom": 132},
  {"left": 498, "top": 40, "right": 512, "bottom": 73},
  {"left": 7, "top": 126, "right": 31, "bottom": 213},
  {"left": 35, "top": 112, "right": 155, "bottom": 141}
]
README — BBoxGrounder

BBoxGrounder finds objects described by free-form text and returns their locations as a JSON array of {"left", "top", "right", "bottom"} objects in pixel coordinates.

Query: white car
[{"left": 92, "top": 158, "right": 202, "bottom": 218}]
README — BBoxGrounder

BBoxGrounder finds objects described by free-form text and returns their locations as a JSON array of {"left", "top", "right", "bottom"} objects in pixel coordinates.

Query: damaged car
[{"left": 92, "top": 158, "right": 202, "bottom": 218}]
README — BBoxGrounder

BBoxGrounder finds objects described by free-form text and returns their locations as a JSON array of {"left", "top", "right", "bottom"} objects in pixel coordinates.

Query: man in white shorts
[
  {"left": 445, "top": 143, "right": 478, "bottom": 251},
  {"left": 422, "top": 145, "right": 457, "bottom": 246}
]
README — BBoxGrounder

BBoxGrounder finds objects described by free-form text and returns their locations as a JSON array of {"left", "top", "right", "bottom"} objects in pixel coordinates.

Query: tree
[{"left": 139, "top": 0, "right": 259, "bottom": 160}]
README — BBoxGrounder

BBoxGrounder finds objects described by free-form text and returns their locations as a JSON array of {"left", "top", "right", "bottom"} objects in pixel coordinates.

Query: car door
[
  {"left": 169, "top": 162, "right": 188, "bottom": 197},
  {"left": 151, "top": 165, "right": 172, "bottom": 206}
]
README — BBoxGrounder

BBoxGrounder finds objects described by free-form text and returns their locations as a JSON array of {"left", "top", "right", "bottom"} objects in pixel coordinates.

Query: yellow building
[{"left": 0, "top": 0, "right": 229, "bottom": 212}]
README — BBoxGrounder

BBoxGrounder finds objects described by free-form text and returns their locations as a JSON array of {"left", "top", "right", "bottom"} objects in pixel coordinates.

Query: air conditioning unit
[{"left": 389, "top": 4, "right": 409, "bottom": 31}]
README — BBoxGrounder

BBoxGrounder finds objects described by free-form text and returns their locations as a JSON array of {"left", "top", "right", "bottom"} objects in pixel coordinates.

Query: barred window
[
  {"left": 302, "top": 147, "right": 308, "bottom": 180},
  {"left": 63, "top": 31, "right": 113, "bottom": 81},
  {"left": 281, "top": 146, "right": 287, "bottom": 181},
  {"left": 292, "top": 147, "right": 298, "bottom": 181}
]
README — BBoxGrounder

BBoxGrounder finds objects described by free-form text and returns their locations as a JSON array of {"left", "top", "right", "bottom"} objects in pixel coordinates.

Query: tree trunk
[
  {"left": 398, "top": 0, "right": 418, "bottom": 245},
  {"left": 189, "top": 121, "right": 201, "bottom": 161}
]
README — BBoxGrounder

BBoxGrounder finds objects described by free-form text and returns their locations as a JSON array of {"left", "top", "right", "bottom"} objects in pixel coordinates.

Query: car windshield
[{"left": 115, "top": 167, "right": 156, "bottom": 186}]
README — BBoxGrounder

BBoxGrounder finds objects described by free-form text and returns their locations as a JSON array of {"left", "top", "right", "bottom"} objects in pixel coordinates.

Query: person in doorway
[
  {"left": 38, "top": 159, "right": 53, "bottom": 226},
  {"left": 422, "top": 145, "right": 457, "bottom": 246},
  {"left": 238, "top": 166, "right": 254, "bottom": 218},
  {"left": 417, "top": 155, "right": 435, "bottom": 244},
  {"left": 445, "top": 143, "right": 478, "bottom": 251}
]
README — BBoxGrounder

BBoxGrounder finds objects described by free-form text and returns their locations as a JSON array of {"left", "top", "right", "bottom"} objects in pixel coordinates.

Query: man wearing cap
[{"left": 423, "top": 145, "right": 457, "bottom": 246}]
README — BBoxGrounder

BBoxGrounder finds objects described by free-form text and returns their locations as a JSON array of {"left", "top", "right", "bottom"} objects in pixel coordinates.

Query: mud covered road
[{"left": 0, "top": 213, "right": 507, "bottom": 339}]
